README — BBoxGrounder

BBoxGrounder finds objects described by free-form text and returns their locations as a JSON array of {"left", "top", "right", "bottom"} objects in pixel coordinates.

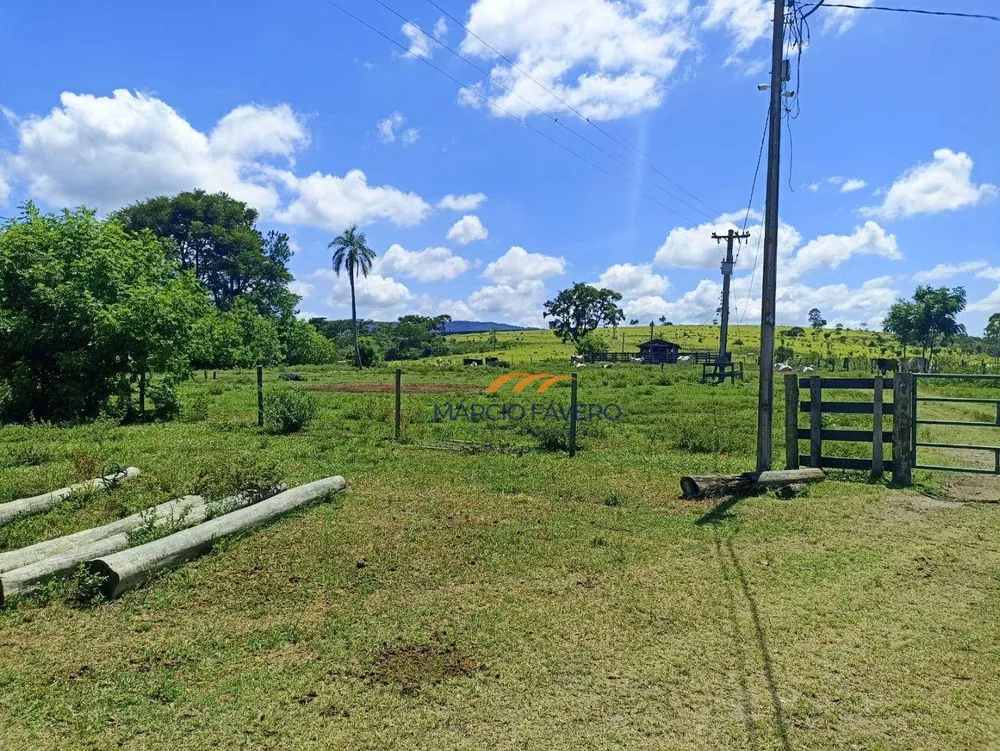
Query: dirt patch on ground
[
  {"left": 365, "top": 634, "right": 485, "bottom": 694},
  {"left": 937, "top": 474, "right": 1000, "bottom": 503},
  {"left": 306, "top": 382, "right": 479, "bottom": 394}
]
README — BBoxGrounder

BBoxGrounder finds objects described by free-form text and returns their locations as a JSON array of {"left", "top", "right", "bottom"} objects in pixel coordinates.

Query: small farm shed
[{"left": 638, "top": 339, "right": 681, "bottom": 364}]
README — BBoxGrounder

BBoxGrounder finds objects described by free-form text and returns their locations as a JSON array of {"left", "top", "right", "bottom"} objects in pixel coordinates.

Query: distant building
[{"left": 637, "top": 338, "right": 681, "bottom": 364}]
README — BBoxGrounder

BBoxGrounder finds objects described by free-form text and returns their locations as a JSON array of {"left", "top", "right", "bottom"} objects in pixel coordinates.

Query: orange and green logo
[{"left": 485, "top": 372, "right": 571, "bottom": 394}]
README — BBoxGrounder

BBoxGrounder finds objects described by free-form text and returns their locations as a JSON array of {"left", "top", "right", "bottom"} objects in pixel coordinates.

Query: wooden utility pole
[
  {"left": 756, "top": 0, "right": 789, "bottom": 472},
  {"left": 712, "top": 228, "right": 750, "bottom": 364}
]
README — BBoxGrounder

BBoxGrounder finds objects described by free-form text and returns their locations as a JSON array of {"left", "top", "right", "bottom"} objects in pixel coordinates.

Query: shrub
[
  {"left": 184, "top": 392, "right": 210, "bottom": 422},
  {"left": 522, "top": 420, "right": 570, "bottom": 452},
  {"left": 148, "top": 381, "right": 181, "bottom": 421},
  {"left": 193, "top": 452, "right": 283, "bottom": 502},
  {"left": 576, "top": 333, "right": 610, "bottom": 357},
  {"left": 262, "top": 387, "right": 316, "bottom": 434},
  {"left": 356, "top": 336, "right": 383, "bottom": 368}
]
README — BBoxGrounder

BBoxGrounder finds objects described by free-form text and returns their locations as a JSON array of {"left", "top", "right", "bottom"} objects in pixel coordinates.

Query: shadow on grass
[{"left": 713, "top": 534, "right": 792, "bottom": 751}]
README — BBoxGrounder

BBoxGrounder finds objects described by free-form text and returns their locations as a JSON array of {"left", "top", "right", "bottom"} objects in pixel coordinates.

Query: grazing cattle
[
  {"left": 775, "top": 362, "right": 793, "bottom": 372},
  {"left": 678, "top": 355, "right": 692, "bottom": 363},
  {"left": 279, "top": 372, "right": 305, "bottom": 381},
  {"left": 903, "top": 356, "right": 930, "bottom": 373},
  {"left": 801, "top": 366, "right": 815, "bottom": 373},
  {"left": 574, "top": 363, "right": 588, "bottom": 368},
  {"left": 631, "top": 357, "right": 643, "bottom": 364},
  {"left": 463, "top": 358, "right": 483, "bottom": 366},
  {"left": 873, "top": 357, "right": 897, "bottom": 375},
  {"left": 601, "top": 363, "right": 612, "bottom": 369},
  {"left": 571, "top": 355, "right": 585, "bottom": 363}
]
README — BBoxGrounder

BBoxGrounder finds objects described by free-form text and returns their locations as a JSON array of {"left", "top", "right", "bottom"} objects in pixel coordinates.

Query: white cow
[{"left": 801, "top": 366, "right": 815, "bottom": 373}]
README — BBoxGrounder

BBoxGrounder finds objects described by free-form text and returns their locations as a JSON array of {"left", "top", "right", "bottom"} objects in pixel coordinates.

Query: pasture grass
[{"left": 0, "top": 359, "right": 998, "bottom": 749}]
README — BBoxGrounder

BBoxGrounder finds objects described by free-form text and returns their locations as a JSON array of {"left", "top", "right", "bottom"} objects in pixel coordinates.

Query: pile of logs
[{"left": 0, "top": 474, "right": 346, "bottom": 605}]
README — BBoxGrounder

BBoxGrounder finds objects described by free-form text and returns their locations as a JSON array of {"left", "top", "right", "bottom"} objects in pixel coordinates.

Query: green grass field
[{"left": 1, "top": 358, "right": 999, "bottom": 750}]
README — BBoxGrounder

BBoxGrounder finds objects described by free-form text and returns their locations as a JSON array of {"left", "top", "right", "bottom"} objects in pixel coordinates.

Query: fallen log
[
  {"left": 0, "top": 484, "right": 285, "bottom": 573},
  {"left": 86, "top": 476, "right": 347, "bottom": 599},
  {"left": 0, "top": 467, "right": 140, "bottom": 526},
  {"left": 680, "top": 468, "right": 825, "bottom": 500},
  {"left": 0, "top": 487, "right": 284, "bottom": 605}
]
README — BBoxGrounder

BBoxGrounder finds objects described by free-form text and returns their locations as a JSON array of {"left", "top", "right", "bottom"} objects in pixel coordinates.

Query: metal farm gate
[{"left": 912, "top": 373, "right": 1000, "bottom": 476}]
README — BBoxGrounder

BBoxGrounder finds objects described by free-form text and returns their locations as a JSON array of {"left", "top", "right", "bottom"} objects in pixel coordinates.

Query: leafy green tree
[
  {"left": 0, "top": 204, "right": 207, "bottom": 422},
  {"left": 786, "top": 326, "right": 805, "bottom": 338},
  {"left": 543, "top": 283, "right": 625, "bottom": 344},
  {"left": 356, "top": 336, "right": 383, "bottom": 368},
  {"left": 985, "top": 313, "right": 1000, "bottom": 359},
  {"left": 282, "top": 318, "right": 338, "bottom": 365},
  {"left": 576, "top": 333, "right": 610, "bottom": 357},
  {"left": 329, "top": 226, "right": 376, "bottom": 367},
  {"left": 882, "top": 300, "right": 919, "bottom": 356},
  {"left": 383, "top": 315, "right": 451, "bottom": 361},
  {"left": 114, "top": 190, "right": 296, "bottom": 318},
  {"left": 189, "top": 299, "right": 283, "bottom": 369},
  {"left": 884, "top": 286, "right": 967, "bottom": 361},
  {"left": 808, "top": 308, "right": 827, "bottom": 329}
]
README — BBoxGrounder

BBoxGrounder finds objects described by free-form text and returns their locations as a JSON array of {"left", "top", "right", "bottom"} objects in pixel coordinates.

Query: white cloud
[
  {"left": 654, "top": 210, "right": 801, "bottom": 269},
  {"left": 823, "top": 0, "right": 873, "bottom": 34},
  {"left": 434, "top": 16, "right": 449, "bottom": 40},
  {"left": 862, "top": 149, "right": 998, "bottom": 220},
  {"left": 377, "top": 112, "right": 405, "bottom": 143},
  {"left": 378, "top": 244, "right": 473, "bottom": 282},
  {"left": 401, "top": 128, "right": 420, "bottom": 146},
  {"left": 276, "top": 169, "right": 431, "bottom": 230},
  {"left": 4, "top": 89, "right": 303, "bottom": 214},
  {"left": 702, "top": 0, "right": 771, "bottom": 52},
  {"left": 808, "top": 175, "right": 867, "bottom": 193},
  {"left": 446, "top": 214, "right": 489, "bottom": 245},
  {"left": 438, "top": 192, "right": 487, "bottom": 211},
  {"left": 625, "top": 278, "right": 721, "bottom": 323},
  {"left": 459, "top": 0, "right": 692, "bottom": 120},
  {"left": 317, "top": 267, "right": 414, "bottom": 319},
  {"left": 210, "top": 103, "right": 308, "bottom": 160},
  {"left": 978, "top": 267, "right": 1000, "bottom": 282},
  {"left": 401, "top": 22, "right": 433, "bottom": 59},
  {"left": 467, "top": 280, "right": 549, "bottom": 327},
  {"left": 595, "top": 263, "right": 669, "bottom": 298},
  {"left": 1, "top": 90, "right": 435, "bottom": 235},
  {"left": 913, "top": 261, "right": 989, "bottom": 283},
  {"left": 969, "top": 286, "right": 1000, "bottom": 313},
  {"left": 784, "top": 221, "right": 900, "bottom": 277},
  {"left": 482, "top": 246, "right": 566, "bottom": 285},
  {"left": 289, "top": 280, "right": 315, "bottom": 298},
  {"left": 0, "top": 167, "right": 8, "bottom": 206}
]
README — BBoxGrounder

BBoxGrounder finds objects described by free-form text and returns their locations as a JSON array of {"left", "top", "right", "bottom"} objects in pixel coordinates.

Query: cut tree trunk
[
  {"left": 0, "top": 487, "right": 283, "bottom": 605},
  {"left": 680, "top": 468, "right": 825, "bottom": 500},
  {"left": 87, "top": 476, "right": 346, "bottom": 599},
  {"left": 0, "top": 467, "right": 140, "bottom": 526}
]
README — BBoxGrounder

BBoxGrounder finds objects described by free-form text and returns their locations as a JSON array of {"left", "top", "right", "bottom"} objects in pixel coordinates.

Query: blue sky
[{"left": 1, "top": 0, "right": 997, "bottom": 333}]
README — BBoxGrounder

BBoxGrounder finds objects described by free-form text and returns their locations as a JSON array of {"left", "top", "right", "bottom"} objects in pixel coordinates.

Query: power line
[
  {"left": 799, "top": 3, "right": 1000, "bottom": 22},
  {"left": 734, "top": 108, "right": 770, "bottom": 269},
  {"left": 369, "top": 0, "right": 715, "bottom": 223},
  {"left": 323, "top": 0, "right": 704, "bottom": 225},
  {"left": 418, "top": 0, "right": 723, "bottom": 218}
]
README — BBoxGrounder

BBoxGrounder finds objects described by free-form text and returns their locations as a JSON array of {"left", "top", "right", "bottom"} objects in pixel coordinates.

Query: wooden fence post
[
  {"left": 257, "top": 366, "right": 264, "bottom": 427},
  {"left": 809, "top": 376, "right": 822, "bottom": 468},
  {"left": 784, "top": 373, "right": 799, "bottom": 470},
  {"left": 892, "top": 372, "right": 914, "bottom": 486},
  {"left": 394, "top": 368, "right": 402, "bottom": 440},
  {"left": 569, "top": 373, "right": 578, "bottom": 458},
  {"left": 872, "top": 377, "right": 884, "bottom": 477}
]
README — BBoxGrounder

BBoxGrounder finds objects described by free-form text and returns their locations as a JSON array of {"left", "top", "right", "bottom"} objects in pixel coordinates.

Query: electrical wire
[
  {"left": 323, "top": 0, "right": 704, "bottom": 224},
  {"left": 420, "top": 0, "right": 723, "bottom": 218},
  {"left": 369, "top": 0, "right": 715, "bottom": 223},
  {"left": 733, "top": 108, "right": 770, "bottom": 270},
  {"left": 799, "top": 3, "right": 1000, "bottom": 22}
]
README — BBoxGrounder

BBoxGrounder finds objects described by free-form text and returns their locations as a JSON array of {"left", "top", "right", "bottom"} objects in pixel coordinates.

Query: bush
[
  {"left": 262, "top": 387, "right": 316, "bottom": 434},
  {"left": 355, "top": 336, "right": 383, "bottom": 368},
  {"left": 193, "top": 452, "right": 283, "bottom": 502},
  {"left": 148, "top": 381, "right": 181, "bottom": 421},
  {"left": 184, "top": 392, "right": 210, "bottom": 422},
  {"left": 521, "top": 420, "right": 570, "bottom": 452},
  {"left": 576, "top": 333, "right": 610, "bottom": 357}
]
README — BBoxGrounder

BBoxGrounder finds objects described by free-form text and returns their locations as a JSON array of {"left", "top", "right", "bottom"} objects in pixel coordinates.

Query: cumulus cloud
[
  {"left": 438, "top": 192, "right": 487, "bottom": 211},
  {"left": 840, "top": 178, "right": 867, "bottom": 193},
  {"left": 482, "top": 246, "right": 566, "bottom": 285},
  {"left": 289, "top": 280, "right": 315, "bottom": 298},
  {"left": 702, "top": 0, "right": 771, "bottom": 51},
  {"left": 460, "top": 280, "right": 549, "bottom": 327},
  {"left": 446, "top": 214, "right": 489, "bottom": 245},
  {"left": 822, "top": 0, "right": 874, "bottom": 34},
  {"left": 808, "top": 176, "right": 868, "bottom": 193},
  {"left": 654, "top": 210, "right": 801, "bottom": 269},
  {"left": 276, "top": 169, "right": 431, "bottom": 230},
  {"left": 316, "top": 267, "right": 414, "bottom": 319},
  {"left": 376, "top": 112, "right": 419, "bottom": 146},
  {"left": 785, "top": 221, "right": 900, "bottom": 277},
  {"left": 4, "top": 89, "right": 305, "bottom": 213},
  {"left": 862, "top": 149, "right": 998, "bottom": 220},
  {"left": 1, "top": 90, "right": 437, "bottom": 234},
  {"left": 978, "top": 267, "right": 1000, "bottom": 282},
  {"left": 595, "top": 263, "right": 669, "bottom": 298},
  {"left": 433, "top": 16, "right": 449, "bottom": 39},
  {"left": 459, "top": 0, "right": 692, "bottom": 120},
  {"left": 401, "top": 22, "right": 433, "bottom": 58},
  {"left": 913, "top": 261, "right": 989, "bottom": 283},
  {"left": 377, "top": 244, "right": 473, "bottom": 282}
]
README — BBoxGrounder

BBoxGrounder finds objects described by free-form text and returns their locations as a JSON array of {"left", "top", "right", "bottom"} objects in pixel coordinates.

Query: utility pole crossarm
[{"left": 713, "top": 229, "right": 751, "bottom": 367}]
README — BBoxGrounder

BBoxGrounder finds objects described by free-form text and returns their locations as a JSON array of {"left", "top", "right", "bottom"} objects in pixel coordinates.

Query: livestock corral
[{"left": 1, "top": 348, "right": 999, "bottom": 750}]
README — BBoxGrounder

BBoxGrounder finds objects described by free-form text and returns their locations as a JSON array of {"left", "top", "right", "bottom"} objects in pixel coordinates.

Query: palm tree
[{"left": 329, "top": 226, "right": 376, "bottom": 368}]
